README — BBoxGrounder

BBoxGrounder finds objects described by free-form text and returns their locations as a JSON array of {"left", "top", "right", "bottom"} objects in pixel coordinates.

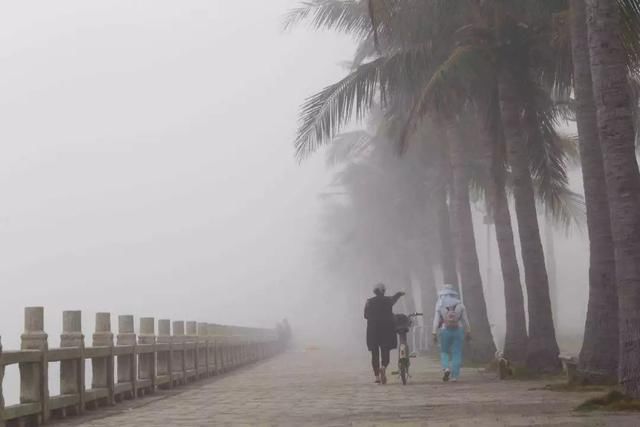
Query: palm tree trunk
[
  {"left": 435, "top": 184, "right": 459, "bottom": 287},
  {"left": 447, "top": 124, "right": 496, "bottom": 363},
  {"left": 420, "top": 260, "right": 438, "bottom": 351},
  {"left": 478, "top": 115, "right": 528, "bottom": 363},
  {"left": 543, "top": 217, "right": 559, "bottom": 320},
  {"left": 498, "top": 72, "right": 561, "bottom": 372},
  {"left": 586, "top": 0, "right": 640, "bottom": 397},
  {"left": 433, "top": 126, "right": 460, "bottom": 289},
  {"left": 493, "top": 178, "right": 529, "bottom": 363},
  {"left": 570, "top": 0, "right": 618, "bottom": 384},
  {"left": 403, "top": 273, "right": 417, "bottom": 314}
]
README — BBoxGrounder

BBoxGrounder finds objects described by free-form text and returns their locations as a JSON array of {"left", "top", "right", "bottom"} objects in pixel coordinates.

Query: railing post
[
  {"left": 1, "top": 336, "right": 5, "bottom": 427},
  {"left": 212, "top": 324, "right": 223, "bottom": 373},
  {"left": 238, "top": 327, "right": 244, "bottom": 366},
  {"left": 171, "top": 321, "right": 185, "bottom": 386},
  {"left": 197, "top": 323, "right": 208, "bottom": 378},
  {"left": 20, "top": 306, "right": 49, "bottom": 424},
  {"left": 216, "top": 325, "right": 225, "bottom": 372},
  {"left": 157, "top": 319, "right": 172, "bottom": 390},
  {"left": 223, "top": 325, "right": 230, "bottom": 371},
  {"left": 226, "top": 326, "right": 233, "bottom": 369},
  {"left": 138, "top": 317, "right": 156, "bottom": 396},
  {"left": 117, "top": 315, "right": 136, "bottom": 400},
  {"left": 186, "top": 321, "right": 197, "bottom": 382},
  {"left": 60, "top": 310, "right": 85, "bottom": 416},
  {"left": 232, "top": 327, "right": 239, "bottom": 368},
  {"left": 92, "top": 313, "right": 114, "bottom": 407},
  {"left": 206, "top": 324, "right": 217, "bottom": 376}
]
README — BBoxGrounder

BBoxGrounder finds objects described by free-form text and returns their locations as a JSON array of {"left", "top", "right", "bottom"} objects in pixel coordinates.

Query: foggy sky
[
  {"left": 0, "top": 0, "right": 355, "bottom": 347},
  {"left": 0, "top": 0, "right": 592, "bottom": 359}
]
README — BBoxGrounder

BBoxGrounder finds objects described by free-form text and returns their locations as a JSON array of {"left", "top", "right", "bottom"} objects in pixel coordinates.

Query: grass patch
[
  {"left": 577, "top": 391, "right": 640, "bottom": 412},
  {"left": 540, "top": 383, "right": 607, "bottom": 393},
  {"left": 463, "top": 359, "right": 495, "bottom": 370},
  {"left": 504, "top": 364, "right": 565, "bottom": 381}
]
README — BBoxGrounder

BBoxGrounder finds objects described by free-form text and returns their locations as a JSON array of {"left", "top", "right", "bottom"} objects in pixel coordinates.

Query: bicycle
[{"left": 393, "top": 312, "right": 423, "bottom": 385}]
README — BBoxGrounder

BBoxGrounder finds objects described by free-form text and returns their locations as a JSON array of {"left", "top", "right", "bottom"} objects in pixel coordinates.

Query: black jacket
[{"left": 364, "top": 292, "right": 403, "bottom": 351}]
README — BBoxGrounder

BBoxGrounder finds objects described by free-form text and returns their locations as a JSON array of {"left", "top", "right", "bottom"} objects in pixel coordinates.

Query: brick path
[{"left": 58, "top": 350, "right": 639, "bottom": 426}]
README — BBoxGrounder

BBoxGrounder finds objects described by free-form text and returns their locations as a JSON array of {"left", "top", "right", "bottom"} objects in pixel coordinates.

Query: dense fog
[{"left": 1, "top": 0, "right": 593, "bottom": 403}]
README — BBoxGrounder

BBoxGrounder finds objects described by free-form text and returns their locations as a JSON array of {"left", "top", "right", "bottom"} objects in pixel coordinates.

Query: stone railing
[{"left": 0, "top": 307, "right": 283, "bottom": 427}]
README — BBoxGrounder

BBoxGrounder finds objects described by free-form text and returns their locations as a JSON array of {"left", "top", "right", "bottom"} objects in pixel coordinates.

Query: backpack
[{"left": 442, "top": 305, "right": 460, "bottom": 329}]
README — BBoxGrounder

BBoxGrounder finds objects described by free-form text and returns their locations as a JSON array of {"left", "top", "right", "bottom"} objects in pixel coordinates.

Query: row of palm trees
[
  {"left": 288, "top": 0, "right": 640, "bottom": 397},
  {"left": 317, "top": 113, "right": 441, "bottom": 329}
]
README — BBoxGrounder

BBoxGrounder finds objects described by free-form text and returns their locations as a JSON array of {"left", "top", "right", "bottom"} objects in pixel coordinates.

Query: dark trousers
[{"left": 371, "top": 346, "right": 390, "bottom": 375}]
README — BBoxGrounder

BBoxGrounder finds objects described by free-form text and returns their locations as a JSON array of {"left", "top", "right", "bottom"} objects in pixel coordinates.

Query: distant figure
[
  {"left": 432, "top": 284, "right": 471, "bottom": 382},
  {"left": 364, "top": 283, "right": 404, "bottom": 384},
  {"left": 282, "top": 318, "right": 292, "bottom": 344},
  {"left": 276, "top": 319, "right": 293, "bottom": 348}
]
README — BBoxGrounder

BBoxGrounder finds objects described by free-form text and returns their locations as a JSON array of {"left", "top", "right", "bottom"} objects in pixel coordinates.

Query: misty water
[{"left": 0, "top": 0, "right": 590, "bottom": 407}]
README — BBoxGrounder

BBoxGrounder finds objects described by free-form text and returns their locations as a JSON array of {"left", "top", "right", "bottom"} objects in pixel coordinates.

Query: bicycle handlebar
[{"left": 408, "top": 312, "right": 423, "bottom": 317}]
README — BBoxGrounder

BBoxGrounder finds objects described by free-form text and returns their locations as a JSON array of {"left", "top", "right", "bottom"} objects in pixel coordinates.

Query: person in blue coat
[{"left": 432, "top": 284, "right": 471, "bottom": 382}]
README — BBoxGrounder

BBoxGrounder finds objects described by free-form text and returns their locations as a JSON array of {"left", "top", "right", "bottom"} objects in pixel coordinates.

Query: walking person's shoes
[
  {"left": 380, "top": 367, "right": 387, "bottom": 384},
  {"left": 451, "top": 377, "right": 458, "bottom": 382},
  {"left": 442, "top": 369, "right": 451, "bottom": 382},
  {"left": 374, "top": 374, "right": 381, "bottom": 384}
]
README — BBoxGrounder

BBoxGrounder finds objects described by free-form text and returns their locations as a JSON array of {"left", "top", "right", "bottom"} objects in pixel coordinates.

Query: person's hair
[{"left": 373, "top": 283, "right": 386, "bottom": 296}]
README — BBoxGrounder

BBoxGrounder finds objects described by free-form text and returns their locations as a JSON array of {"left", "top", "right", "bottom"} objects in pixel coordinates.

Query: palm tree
[
  {"left": 586, "top": 0, "right": 640, "bottom": 397},
  {"left": 407, "top": 2, "right": 575, "bottom": 371},
  {"left": 432, "top": 131, "right": 459, "bottom": 289},
  {"left": 568, "top": 0, "right": 618, "bottom": 383},
  {"left": 493, "top": 6, "right": 562, "bottom": 372},
  {"left": 476, "top": 102, "right": 529, "bottom": 363},
  {"left": 288, "top": 0, "right": 581, "bottom": 367},
  {"left": 445, "top": 116, "right": 497, "bottom": 361}
]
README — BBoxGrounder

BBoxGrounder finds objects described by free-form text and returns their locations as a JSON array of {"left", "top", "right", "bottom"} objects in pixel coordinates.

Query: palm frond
[
  {"left": 352, "top": 37, "right": 377, "bottom": 68},
  {"left": 295, "top": 43, "right": 434, "bottom": 160},
  {"left": 629, "top": 72, "right": 640, "bottom": 145},
  {"left": 325, "top": 130, "right": 373, "bottom": 166},
  {"left": 523, "top": 83, "right": 585, "bottom": 230},
  {"left": 401, "top": 44, "right": 495, "bottom": 149},
  {"left": 556, "top": 133, "right": 581, "bottom": 167},
  {"left": 536, "top": 181, "right": 586, "bottom": 232},
  {"left": 282, "top": 0, "right": 370, "bottom": 38},
  {"left": 618, "top": 0, "right": 640, "bottom": 68}
]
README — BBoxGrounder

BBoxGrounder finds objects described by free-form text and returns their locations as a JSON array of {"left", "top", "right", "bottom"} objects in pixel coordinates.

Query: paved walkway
[{"left": 59, "top": 350, "right": 638, "bottom": 426}]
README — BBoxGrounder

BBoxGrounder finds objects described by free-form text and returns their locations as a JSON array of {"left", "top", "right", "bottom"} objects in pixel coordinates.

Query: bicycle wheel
[{"left": 400, "top": 360, "right": 408, "bottom": 385}]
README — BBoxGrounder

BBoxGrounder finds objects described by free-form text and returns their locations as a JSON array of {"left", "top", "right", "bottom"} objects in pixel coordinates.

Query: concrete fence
[{"left": 0, "top": 307, "right": 283, "bottom": 427}]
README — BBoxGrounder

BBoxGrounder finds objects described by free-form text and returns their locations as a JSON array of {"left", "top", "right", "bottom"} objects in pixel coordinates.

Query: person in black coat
[{"left": 364, "top": 283, "right": 405, "bottom": 384}]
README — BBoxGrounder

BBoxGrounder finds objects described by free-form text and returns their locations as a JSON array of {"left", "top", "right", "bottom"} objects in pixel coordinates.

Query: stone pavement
[{"left": 57, "top": 349, "right": 639, "bottom": 426}]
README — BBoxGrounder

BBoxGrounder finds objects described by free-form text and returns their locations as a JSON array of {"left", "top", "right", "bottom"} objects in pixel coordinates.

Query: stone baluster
[
  {"left": 217, "top": 324, "right": 225, "bottom": 373},
  {"left": 171, "top": 321, "right": 185, "bottom": 386},
  {"left": 156, "top": 320, "right": 172, "bottom": 390},
  {"left": 223, "top": 325, "right": 230, "bottom": 371},
  {"left": 235, "top": 327, "right": 241, "bottom": 366},
  {"left": 1, "top": 336, "right": 5, "bottom": 427},
  {"left": 246, "top": 329, "right": 253, "bottom": 363},
  {"left": 234, "top": 327, "right": 240, "bottom": 367},
  {"left": 116, "top": 315, "right": 136, "bottom": 400},
  {"left": 206, "top": 324, "right": 217, "bottom": 375},
  {"left": 242, "top": 328, "right": 249, "bottom": 365},
  {"left": 212, "top": 324, "right": 223, "bottom": 373},
  {"left": 250, "top": 329, "right": 256, "bottom": 362},
  {"left": 224, "top": 326, "right": 233, "bottom": 369},
  {"left": 197, "top": 323, "right": 209, "bottom": 378},
  {"left": 92, "top": 313, "right": 114, "bottom": 406},
  {"left": 20, "top": 306, "right": 49, "bottom": 424},
  {"left": 185, "top": 321, "right": 197, "bottom": 381},
  {"left": 237, "top": 327, "right": 244, "bottom": 366},
  {"left": 138, "top": 317, "right": 156, "bottom": 395},
  {"left": 60, "top": 311, "right": 85, "bottom": 416}
]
